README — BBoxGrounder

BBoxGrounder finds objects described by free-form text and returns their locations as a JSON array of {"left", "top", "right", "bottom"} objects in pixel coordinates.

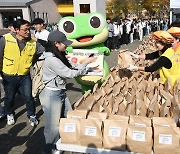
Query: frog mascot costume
[{"left": 58, "top": 12, "right": 110, "bottom": 93}]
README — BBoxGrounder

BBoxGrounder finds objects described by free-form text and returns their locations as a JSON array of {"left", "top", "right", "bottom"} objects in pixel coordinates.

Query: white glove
[
  {"left": 127, "top": 65, "right": 138, "bottom": 72},
  {"left": 129, "top": 52, "right": 139, "bottom": 59}
]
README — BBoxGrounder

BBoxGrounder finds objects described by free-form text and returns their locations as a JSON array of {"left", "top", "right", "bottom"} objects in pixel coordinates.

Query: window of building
[
  {"left": 33, "top": 12, "right": 36, "bottom": 19},
  {"left": 37, "top": 12, "right": 39, "bottom": 18},
  {"left": 42, "top": 13, "right": 44, "bottom": 20},
  {"left": 46, "top": 13, "right": 48, "bottom": 24},
  {"left": 80, "top": 4, "right": 90, "bottom": 13},
  {"left": 2, "top": 11, "right": 22, "bottom": 28}
]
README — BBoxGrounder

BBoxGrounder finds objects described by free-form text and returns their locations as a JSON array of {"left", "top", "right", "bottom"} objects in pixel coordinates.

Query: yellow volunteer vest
[
  {"left": 159, "top": 47, "right": 180, "bottom": 86},
  {"left": 3, "top": 34, "right": 36, "bottom": 75}
]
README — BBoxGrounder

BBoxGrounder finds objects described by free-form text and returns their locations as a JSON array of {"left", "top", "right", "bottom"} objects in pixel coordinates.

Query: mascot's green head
[{"left": 58, "top": 12, "right": 108, "bottom": 48}]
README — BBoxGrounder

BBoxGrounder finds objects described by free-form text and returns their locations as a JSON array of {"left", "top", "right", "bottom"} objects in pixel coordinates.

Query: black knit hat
[{"left": 48, "top": 30, "right": 72, "bottom": 46}]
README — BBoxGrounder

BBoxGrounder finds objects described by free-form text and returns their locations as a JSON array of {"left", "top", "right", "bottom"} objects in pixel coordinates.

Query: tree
[
  {"left": 141, "top": 0, "right": 170, "bottom": 18},
  {"left": 106, "top": 0, "right": 170, "bottom": 19},
  {"left": 106, "top": 0, "right": 130, "bottom": 19}
]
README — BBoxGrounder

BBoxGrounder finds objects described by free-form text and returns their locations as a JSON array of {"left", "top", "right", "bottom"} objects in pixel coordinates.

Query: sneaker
[
  {"left": 0, "top": 113, "right": 5, "bottom": 119},
  {"left": 7, "top": 114, "right": 15, "bottom": 125},
  {"left": 52, "top": 149, "right": 63, "bottom": 154},
  {"left": 29, "top": 115, "right": 38, "bottom": 126}
]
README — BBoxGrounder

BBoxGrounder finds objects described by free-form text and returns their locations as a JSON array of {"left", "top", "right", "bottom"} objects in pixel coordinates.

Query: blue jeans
[
  {"left": 0, "top": 83, "right": 5, "bottom": 115},
  {"left": 2, "top": 73, "right": 35, "bottom": 116},
  {"left": 39, "top": 87, "right": 72, "bottom": 153},
  {"left": 0, "top": 101, "right": 4, "bottom": 115}
]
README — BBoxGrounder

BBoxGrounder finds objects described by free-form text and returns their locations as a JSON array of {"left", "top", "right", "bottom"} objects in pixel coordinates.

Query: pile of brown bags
[
  {"left": 59, "top": 34, "right": 180, "bottom": 153},
  {"left": 73, "top": 65, "right": 180, "bottom": 126},
  {"left": 59, "top": 111, "right": 180, "bottom": 153}
]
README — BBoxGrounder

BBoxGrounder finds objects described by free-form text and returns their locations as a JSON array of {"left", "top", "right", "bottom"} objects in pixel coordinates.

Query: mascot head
[{"left": 58, "top": 12, "right": 108, "bottom": 48}]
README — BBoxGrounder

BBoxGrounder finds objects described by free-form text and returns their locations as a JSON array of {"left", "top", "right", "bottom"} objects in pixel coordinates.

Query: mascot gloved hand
[{"left": 58, "top": 12, "right": 110, "bottom": 94}]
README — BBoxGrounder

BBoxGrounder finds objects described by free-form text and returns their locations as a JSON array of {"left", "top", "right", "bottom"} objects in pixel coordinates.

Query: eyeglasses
[{"left": 20, "top": 28, "right": 30, "bottom": 33}]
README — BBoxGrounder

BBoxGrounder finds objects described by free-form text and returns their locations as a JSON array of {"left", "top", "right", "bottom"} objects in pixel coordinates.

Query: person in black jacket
[{"left": 127, "top": 30, "right": 180, "bottom": 86}]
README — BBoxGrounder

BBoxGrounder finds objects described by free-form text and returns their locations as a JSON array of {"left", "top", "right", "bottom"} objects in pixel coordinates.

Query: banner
[
  {"left": 170, "top": 0, "right": 180, "bottom": 8},
  {"left": 68, "top": 49, "right": 104, "bottom": 76}
]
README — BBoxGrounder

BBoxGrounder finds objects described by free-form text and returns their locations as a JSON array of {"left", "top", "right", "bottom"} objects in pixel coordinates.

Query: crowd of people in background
[
  {"left": 30, "top": 22, "right": 59, "bottom": 33},
  {"left": 105, "top": 17, "right": 169, "bottom": 51}
]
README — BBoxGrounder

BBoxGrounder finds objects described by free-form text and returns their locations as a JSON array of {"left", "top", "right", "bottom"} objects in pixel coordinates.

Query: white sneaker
[
  {"left": 0, "top": 113, "right": 5, "bottom": 119},
  {"left": 7, "top": 114, "right": 15, "bottom": 125},
  {"left": 29, "top": 115, "right": 38, "bottom": 126}
]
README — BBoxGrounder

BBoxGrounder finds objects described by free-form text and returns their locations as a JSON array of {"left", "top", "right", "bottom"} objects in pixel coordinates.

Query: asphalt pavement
[{"left": 0, "top": 40, "right": 141, "bottom": 154}]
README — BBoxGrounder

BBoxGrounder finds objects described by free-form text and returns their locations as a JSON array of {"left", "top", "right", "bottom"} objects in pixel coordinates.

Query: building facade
[
  {"left": 0, "top": 0, "right": 106, "bottom": 29},
  {"left": 170, "top": 0, "right": 180, "bottom": 23},
  {"left": 73, "top": 0, "right": 106, "bottom": 17},
  {"left": 0, "top": 0, "right": 74, "bottom": 28}
]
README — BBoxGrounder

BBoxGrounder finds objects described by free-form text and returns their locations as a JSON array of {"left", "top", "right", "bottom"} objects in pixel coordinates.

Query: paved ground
[{"left": 0, "top": 40, "right": 141, "bottom": 154}]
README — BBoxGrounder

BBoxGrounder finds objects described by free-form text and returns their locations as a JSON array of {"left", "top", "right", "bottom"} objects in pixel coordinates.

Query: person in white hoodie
[
  {"left": 112, "top": 20, "right": 120, "bottom": 50},
  {"left": 32, "top": 18, "right": 50, "bottom": 41},
  {"left": 137, "top": 20, "right": 143, "bottom": 41}
]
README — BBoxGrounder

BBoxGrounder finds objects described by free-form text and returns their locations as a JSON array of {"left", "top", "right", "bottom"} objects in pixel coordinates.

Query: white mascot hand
[
  {"left": 127, "top": 65, "right": 138, "bottom": 72},
  {"left": 129, "top": 52, "right": 139, "bottom": 59}
]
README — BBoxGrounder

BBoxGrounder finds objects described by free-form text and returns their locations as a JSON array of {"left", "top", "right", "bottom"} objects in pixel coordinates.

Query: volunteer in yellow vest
[
  {"left": 0, "top": 19, "right": 44, "bottom": 126},
  {"left": 127, "top": 30, "right": 180, "bottom": 86}
]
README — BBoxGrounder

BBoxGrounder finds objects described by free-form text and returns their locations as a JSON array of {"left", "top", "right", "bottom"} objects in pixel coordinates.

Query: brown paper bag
[
  {"left": 147, "top": 93, "right": 160, "bottom": 117},
  {"left": 91, "top": 96, "right": 105, "bottom": 112},
  {"left": 135, "top": 89, "right": 148, "bottom": 116},
  {"left": 74, "top": 90, "right": 91, "bottom": 109},
  {"left": 127, "top": 125, "right": 153, "bottom": 154},
  {"left": 153, "top": 126, "right": 180, "bottom": 154},
  {"left": 129, "top": 115, "right": 152, "bottom": 127},
  {"left": 59, "top": 118, "right": 80, "bottom": 145},
  {"left": 103, "top": 120, "right": 128, "bottom": 150},
  {"left": 116, "top": 98, "right": 127, "bottom": 115},
  {"left": 103, "top": 93, "right": 114, "bottom": 115},
  {"left": 118, "top": 50, "right": 134, "bottom": 68},
  {"left": 160, "top": 99, "right": 172, "bottom": 117},
  {"left": 108, "top": 114, "right": 129, "bottom": 125},
  {"left": 77, "top": 94, "right": 96, "bottom": 111},
  {"left": 152, "top": 117, "right": 177, "bottom": 127},
  {"left": 171, "top": 95, "right": 180, "bottom": 124},
  {"left": 67, "top": 110, "right": 88, "bottom": 119},
  {"left": 79, "top": 119, "right": 103, "bottom": 148},
  {"left": 110, "top": 65, "right": 121, "bottom": 82},
  {"left": 106, "top": 74, "right": 115, "bottom": 88},
  {"left": 87, "top": 111, "right": 108, "bottom": 121},
  {"left": 73, "top": 96, "right": 84, "bottom": 109},
  {"left": 112, "top": 81, "right": 122, "bottom": 96},
  {"left": 101, "top": 79, "right": 113, "bottom": 95},
  {"left": 112, "top": 93, "right": 124, "bottom": 114},
  {"left": 93, "top": 86, "right": 102, "bottom": 101}
]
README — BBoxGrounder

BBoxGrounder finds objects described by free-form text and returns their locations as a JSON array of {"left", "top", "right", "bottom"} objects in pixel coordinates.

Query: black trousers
[{"left": 105, "top": 37, "right": 113, "bottom": 50}]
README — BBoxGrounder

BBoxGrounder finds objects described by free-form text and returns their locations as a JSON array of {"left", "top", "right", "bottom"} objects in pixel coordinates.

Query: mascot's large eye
[
  {"left": 89, "top": 14, "right": 106, "bottom": 30},
  {"left": 58, "top": 19, "right": 76, "bottom": 34},
  {"left": 90, "top": 16, "right": 100, "bottom": 28},
  {"left": 63, "top": 21, "right": 74, "bottom": 33}
]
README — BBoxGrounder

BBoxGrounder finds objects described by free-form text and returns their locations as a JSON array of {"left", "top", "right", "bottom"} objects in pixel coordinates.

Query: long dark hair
[
  {"left": 45, "top": 41, "right": 72, "bottom": 69},
  {"left": 161, "top": 44, "right": 172, "bottom": 54},
  {"left": 158, "top": 41, "right": 172, "bottom": 54}
]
